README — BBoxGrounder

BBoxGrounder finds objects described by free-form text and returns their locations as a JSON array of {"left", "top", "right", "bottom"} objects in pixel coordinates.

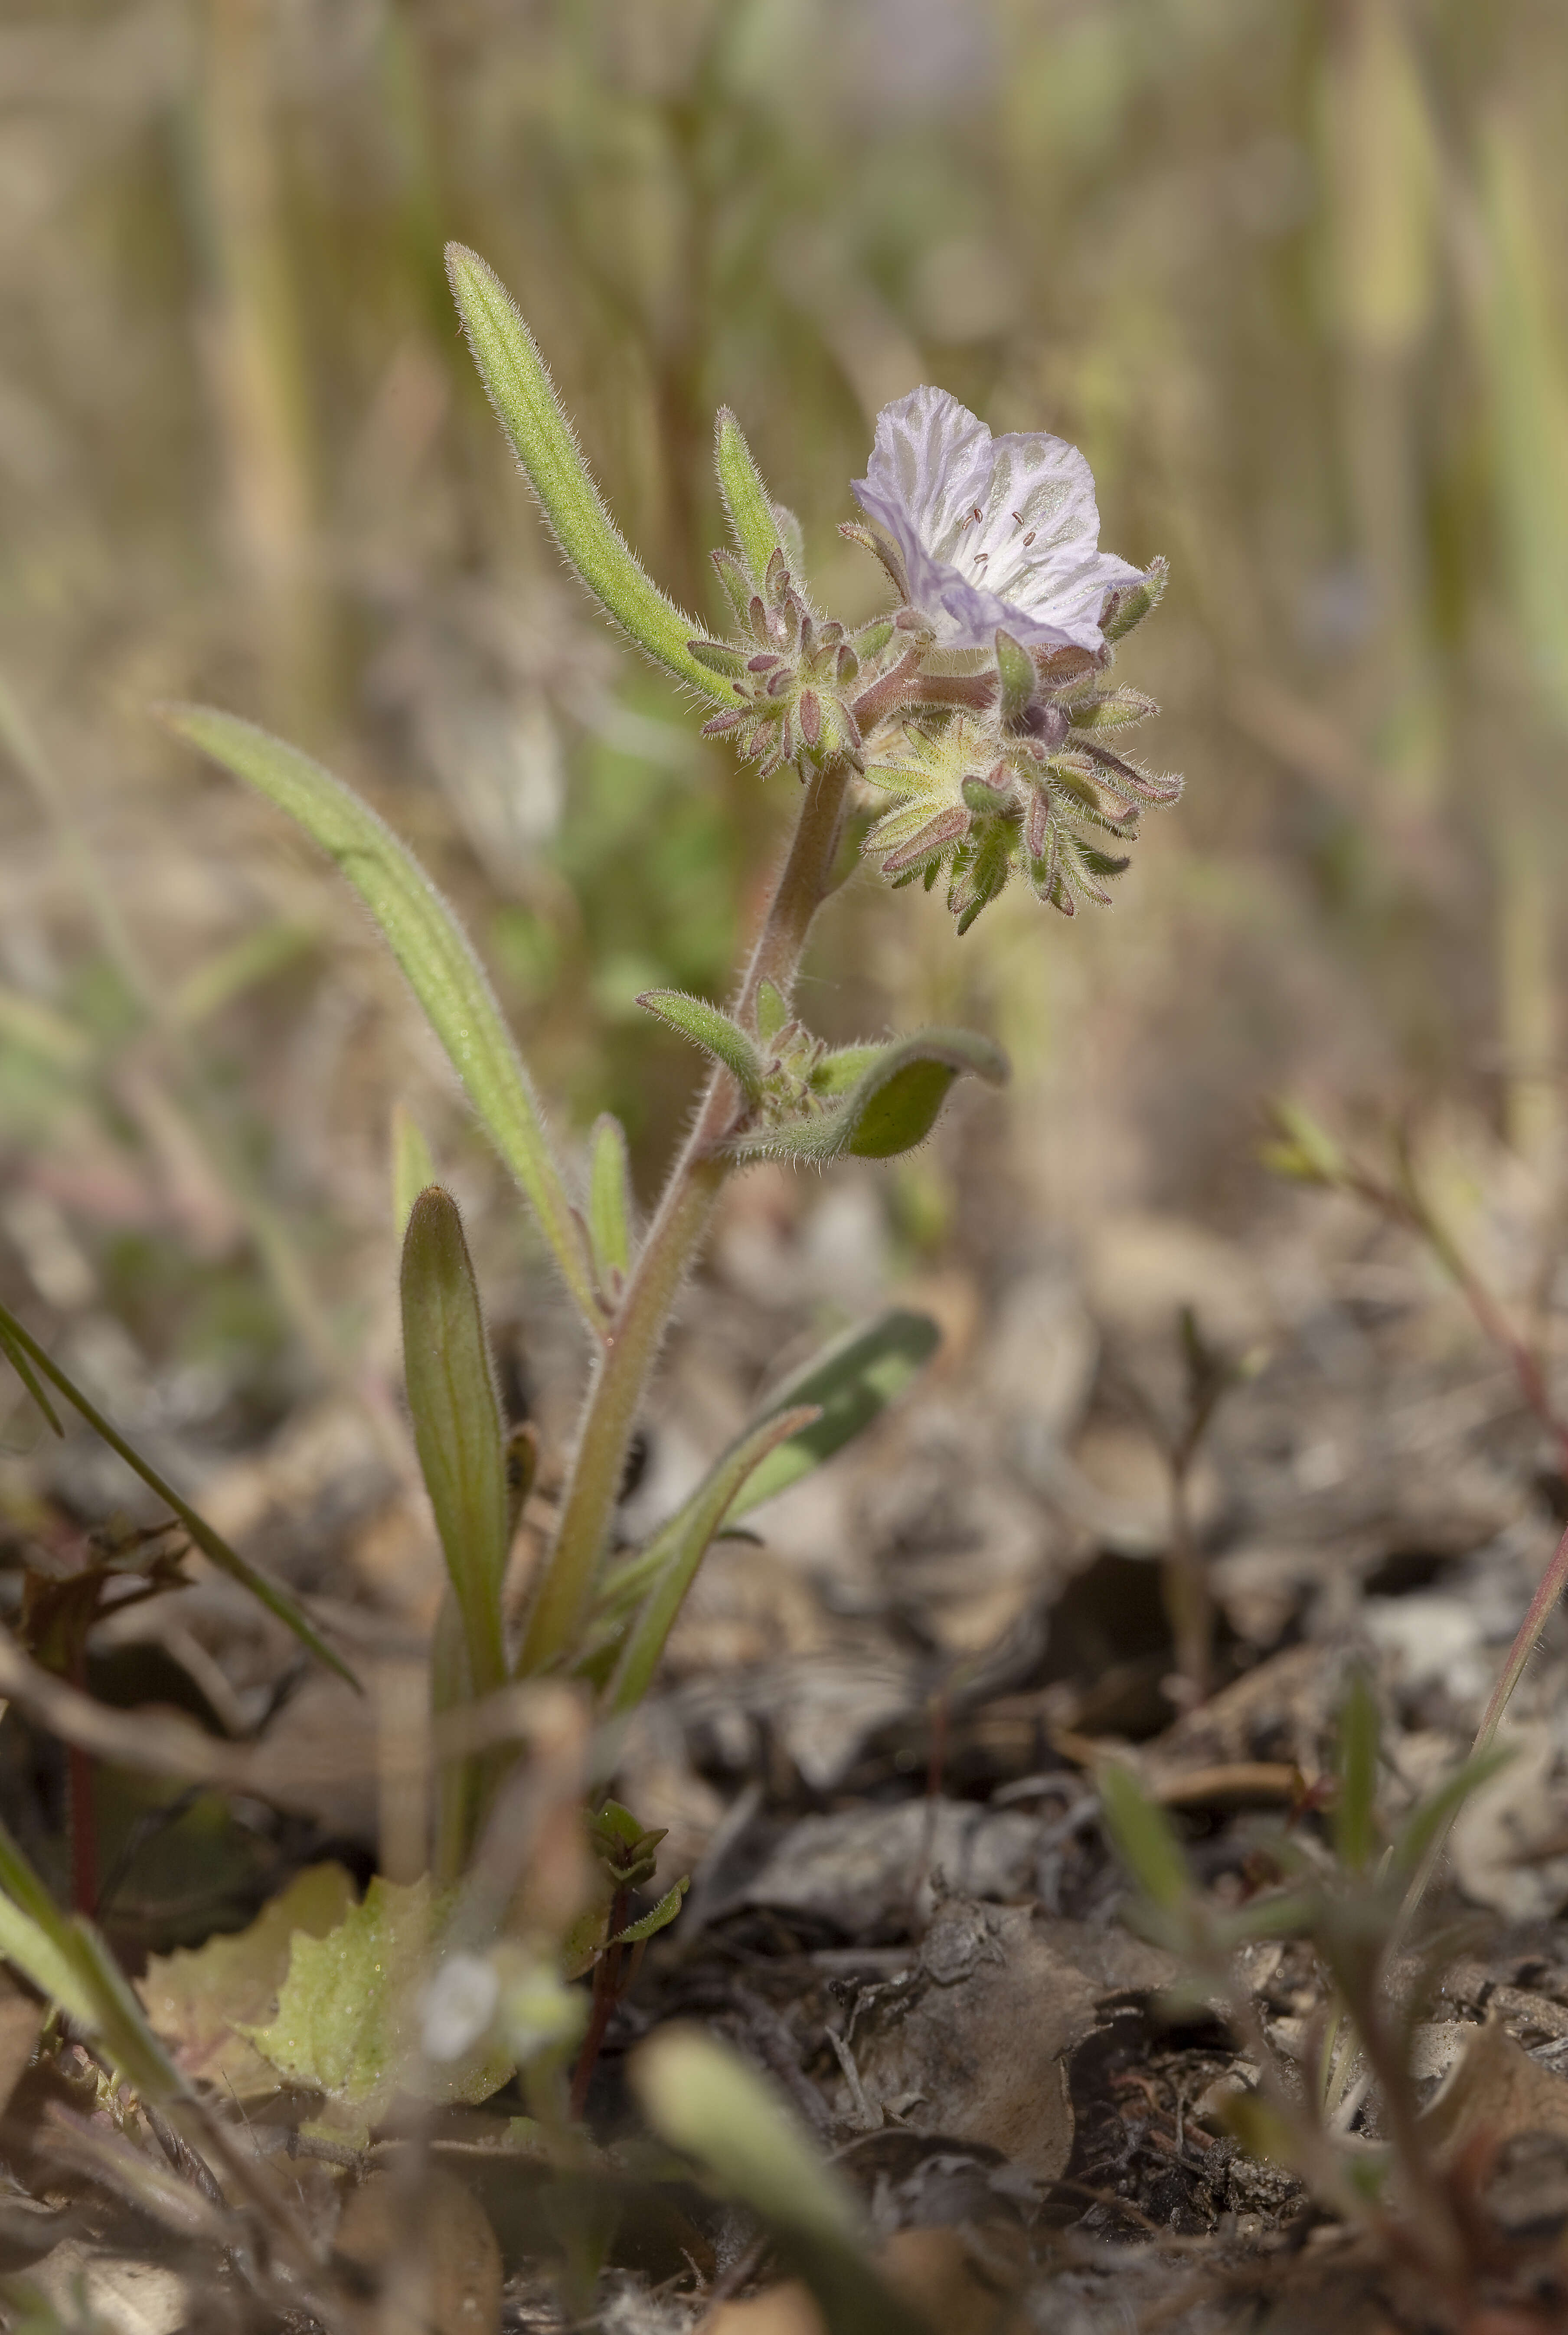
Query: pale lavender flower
[{"left": 852, "top": 386, "right": 1145, "bottom": 655}]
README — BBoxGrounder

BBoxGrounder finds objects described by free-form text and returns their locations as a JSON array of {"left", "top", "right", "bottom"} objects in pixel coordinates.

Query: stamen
[
  {"left": 972, "top": 506, "right": 983, "bottom": 524},
  {"left": 1012, "top": 511, "right": 1024, "bottom": 526},
  {"left": 1022, "top": 530, "right": 1036, "bottom": 547}
]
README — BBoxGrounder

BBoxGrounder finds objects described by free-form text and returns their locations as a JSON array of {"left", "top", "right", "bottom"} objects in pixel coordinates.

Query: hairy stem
[{"left": 516, "top": 756, "right": 855, "bottom": 1676}]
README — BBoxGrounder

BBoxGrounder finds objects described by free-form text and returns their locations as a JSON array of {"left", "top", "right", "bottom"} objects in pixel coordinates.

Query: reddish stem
[{"left": 569, "top": 1884, "right": 628, "bottom": 2122}]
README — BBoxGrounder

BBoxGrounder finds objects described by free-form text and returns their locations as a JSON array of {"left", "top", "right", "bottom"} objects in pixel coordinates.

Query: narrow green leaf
[
  {"left": 0, "top": 1296, "right": 355, "bottom": 1687},
  {"left": 1333, "top": 1668, "right": 1380, "bottom": 1874},
  {"left": 724, "top": 1030, "right": 1008, "bottom": 1166},
  {"left": 401, "top": 1188, "right": 510, "bottom": 1699},
  {"left": 0, "top": 1816, "right": 182, "bottom": 2101},
  {"left": 161, "top": 705, "right": 602, "bottom": 1335},
  {"left": 0, "top": 1316, "right": 63, "bottom": 1437},
  {"left": 715, "top": 407, "right": 787, "bottom": 586},
  {"left": 1098, "top": 1761, "right": 1194, "bottom": 1914},
  {"left": 391, "top": 1103, "right": 437, "bottom": 1249},
  {"left": 1388, "top": 1745, "right": 1514, "bottom": 1886},
  {"left": 588, "top": 1114, "right": 633, "bottom": 1298},
  {"left": 637, "top": 989, "right": 765, "bottom": 1102},
  {"left": 726, "top": 1308, "right": 940, "bottom": 1521},
  {"left": 607, "top": 1875, "right": 689, "bottom": 1947},
  {"left": 445, "top": 245, "right": 725, "bottom": 703},
  {"left": 603, "top": 1405, "right": 820, "bottom": 1717}
]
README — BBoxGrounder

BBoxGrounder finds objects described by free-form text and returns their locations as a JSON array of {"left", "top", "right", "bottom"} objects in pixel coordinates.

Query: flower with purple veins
[{"left": 851, "top": 385, "right": 1146, "bottom": 656}]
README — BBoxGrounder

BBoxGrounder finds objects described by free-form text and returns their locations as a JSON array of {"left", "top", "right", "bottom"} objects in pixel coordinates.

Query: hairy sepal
[
  {"left": 723, "top": 1029, "right": 1008, "bottom": 1165},
  {"left": 637, "top": 989, "right": 765, "bottom": 1103}
]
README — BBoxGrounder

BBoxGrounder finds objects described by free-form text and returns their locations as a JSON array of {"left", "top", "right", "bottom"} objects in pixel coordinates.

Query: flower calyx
[
  {"left": 638, "top": 979, "right": 1007, "bottom": 1164},
  {"left": 691, "top": 546, "right": 875, "bottom": 780},
  {"left": 862, "top": 610, "right": 1181, "bottom": 931}
]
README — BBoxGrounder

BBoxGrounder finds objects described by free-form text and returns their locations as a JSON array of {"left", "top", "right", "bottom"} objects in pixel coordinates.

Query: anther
[{"left": 1022, "top": 530, "right": 1036, "bottom": 547}]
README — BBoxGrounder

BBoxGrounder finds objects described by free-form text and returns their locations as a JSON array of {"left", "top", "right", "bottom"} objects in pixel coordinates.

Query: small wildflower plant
[
  {"left": 163, "top": 245, "right": 1177, "bottom": 1843},
  {"left": 0, "top": 246, "right": 1177, "bottom": 2154}
]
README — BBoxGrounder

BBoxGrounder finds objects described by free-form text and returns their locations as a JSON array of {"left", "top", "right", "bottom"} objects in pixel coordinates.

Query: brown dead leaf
[
  {"left": 335, "top": 2167, "right": 502, "bottom": 2335},
  {"left": 1418, "top": 2018, "right": 1568, "bottom": 2169},
  {"left": 878, "top": 2226, "right": 1030, "bottom": 2335},
  {"left": 849, "top": 1900, "right": 1176, "bottom": 2181}
]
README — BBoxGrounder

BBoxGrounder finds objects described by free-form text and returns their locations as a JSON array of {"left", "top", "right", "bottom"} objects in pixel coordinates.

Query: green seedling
[{"left": 1101, "top": 1669, "right": 1513, "bottom": 2309}]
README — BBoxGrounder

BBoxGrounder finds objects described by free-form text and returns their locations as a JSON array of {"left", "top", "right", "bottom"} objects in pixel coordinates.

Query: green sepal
[
  {"left": 715, "top": 407, "right": 788, "bottom": 586},
  {"left": 687, "top": 638, "right": 749, "bottom": 679},
  {"left": 771, "top": 504, "right": 807, "bottom": 578},
  {"left": 445, "top": 245, "right": 725, "bottom": 703},
  {"left": 637, "top": 989, "right": 765, "bottom": 1103},
  {"left": 401, "top": 1187, "right": 510, "bottom": 1699},
  {"left": 711, "top": 547, "right": 754, "bottom": 629},
  {"left": 723, "top": 1030, "right": 1008, "bottom": 1165},
  {"left": 587, "top": 1113, "right": 634, "bottom": 1301},
  {"left": 1101, "top": 554, "right": 1168, "bottom": 643},
  {"left": 1066, "top": 686, "right": 1160, "bottom": 733},
  {"left": 0, "top": 1294, "right": 356, "bottom": 1688},
  {"left": 755, "top": 979, "right": 790, "bottom": 1044},
  {"left": 995, "top": 628, "right": 1037, "bottom": 729}
]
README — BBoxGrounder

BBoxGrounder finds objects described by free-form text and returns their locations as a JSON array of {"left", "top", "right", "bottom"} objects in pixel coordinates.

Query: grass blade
[
  {"left": 601, "top": 1405, "right": 819, "bottom": 1716},
  {"left": 727, "top": 1307, "right": 939, "bottom": 1520},
  {"left": 161, "top": 704, "right": 603, "bottom": 1336},
  {"left": 0, "top": 1296, "right": 356, "bottom": 1688}
]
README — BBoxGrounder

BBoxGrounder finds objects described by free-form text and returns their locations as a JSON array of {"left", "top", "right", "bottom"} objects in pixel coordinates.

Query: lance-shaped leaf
[
  {"left": 587, "top": 1114, "right": 633, "bottom": 1301},
  {"left": 0, "top": 1295, "right": 354, "bottom": 1687},
  {"left": 402, "top": 1188, "right": 510, "bottom": 1699},
  {"left": 727, "top": 1307, "right": 940, "bottom": 1521},
  {"left": 602, "top": 1405, "right": 820, "bottom": 1717},
  {"left": 446, "top": 245, "right": 725, "bottom": 705},
  {"left": 637, "top": 989, "right": 765, "bottom": 1103},
  {"left": 162, "top": 706, "right": 602, "bottom": 1336},
  {"left": 1098, "top": 1760, "right": 1194, "bottom": 1918},
  {"left": 607, "top": 1875, "right": 689, "bottom": 1948},
  {"left": 715, "top": 407, "right": 788, "bottom": 587},
  {"left": 724, "top": 1030, "right": 1008, "bottom": 1166}
]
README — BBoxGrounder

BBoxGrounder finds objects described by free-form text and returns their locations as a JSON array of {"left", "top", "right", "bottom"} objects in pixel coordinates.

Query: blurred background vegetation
[{"left": 2, "top": 0, "right": 1568, "bottom": 1453}]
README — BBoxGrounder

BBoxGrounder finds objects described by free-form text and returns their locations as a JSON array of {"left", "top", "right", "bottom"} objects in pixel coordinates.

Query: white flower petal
[{"left": 852, "top": 386, "right": 1143, "bottom": 654}]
